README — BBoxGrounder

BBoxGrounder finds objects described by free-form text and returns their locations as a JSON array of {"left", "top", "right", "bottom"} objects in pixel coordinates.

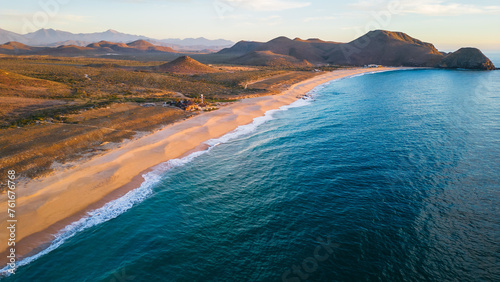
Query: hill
[
  {"left": 217, "top": 30, "right": 495, "bottom": 70},
  {"left": 86, "top": 40, "right": 130, "bottom": 51},
  {"left": 325, "top": 30, "right": 443, "bottom": 66},
  {"left": 0, "top": 28, "right": 26, "bottom": 44},
  {"left": 160, "top": 37, "right": 234, "bottom": 47},
  {"left": 126, "top": 40, "right": 176, "bottom": 52},
  {"left": 439, "top": 48, "right": 495, "bottom": 70},
  {"left": 0, "top": 28, "right": 234, "bottom": 51},
  {"left": 0, "top": 41, "right": 42, "bottom": 54},
  {"left": 44, "top": 45, "right": 97, "bottom": 56},
  {"left": 218, "top": 37, "right": 338, "bottom": 63},
  {"left": 0, "top": 39, "right": 178, "bottom": 56},
  {"left": 218, "top": 41, "right": 264, "bottom": 55},
  {"left": 0, "top": 29, "right": 495, "bottom": 70},
  {"left": 231, "top": 51, "right": 312, "bottom": 67},
  {"left": 156, "top": 56, "right": 220, "bottom": 74},
  {"left": 0, "top": 69, "right": 70, "bottom": 97},
  {"left": 43, "top": 40, "right": 92, "bottom": 47},
  {"left": 293, "top": 38, "right": 339, "bottom": 44},
  {"left": 293, "top": 38, "right": 341, "bottom": 53},
  {"left": 24, "top": 28, "right": 75, "bottom": 45},
  {"left": 251, "top": 36, "right": 326, "bottom": 63}
]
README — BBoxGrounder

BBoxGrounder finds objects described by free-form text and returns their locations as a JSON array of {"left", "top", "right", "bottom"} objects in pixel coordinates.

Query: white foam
[
  {"left": 1, "top": 105, "right": 294, "bottom": 276},
  {"left": 3, "top": 70, "right": 385, "bottom": 275},
  {"left": 0, "top": 149, "right": 211, "bottom": 277},
  {"left": 204, "top": 97, "right": 312, "bottom": 147}
]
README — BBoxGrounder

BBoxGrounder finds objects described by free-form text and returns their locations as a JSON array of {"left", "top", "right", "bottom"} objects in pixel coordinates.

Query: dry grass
[
  {"left": 0, "top": 55, "right": 322, "bottom": 189},
  {"left": 0, "top": 103, "right": 188, "bottom": 183},
  {"left": 0, "top": 97, "right": 70, "bottom": 127},
  {"left": 217, "top": 65, "right": 259, "bottom": 71},
  {"left": 0, "top": 96, "right": 65, "bottom": 114},
  {"left": 248, "top": 71, "right": 321, "bottom": 93},
  {"left": 0, "top": 56, "right": 275, "bottom": 100},
  {"left": 0, "top": 69, "right": 71, "bottom": 98}
]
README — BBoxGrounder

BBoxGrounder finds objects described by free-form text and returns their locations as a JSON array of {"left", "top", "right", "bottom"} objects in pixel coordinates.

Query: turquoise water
[{"left": 4, "top": 69, "right": 500, "bottom": 281}]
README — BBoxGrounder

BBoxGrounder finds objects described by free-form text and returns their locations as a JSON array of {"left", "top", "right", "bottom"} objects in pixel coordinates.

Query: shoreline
[{"left": 0, "top": 67, "right": 407, "bottom": 268}]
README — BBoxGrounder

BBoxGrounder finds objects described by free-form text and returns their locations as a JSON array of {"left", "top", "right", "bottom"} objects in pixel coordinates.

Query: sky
[{"left": 1, "top": 0, "right": 500, "bottom": 51}]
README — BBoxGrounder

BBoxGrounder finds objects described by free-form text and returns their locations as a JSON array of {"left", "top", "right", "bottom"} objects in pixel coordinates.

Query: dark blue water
[{"left": 4, "top": 69, "right": 500, "bottom": 281}]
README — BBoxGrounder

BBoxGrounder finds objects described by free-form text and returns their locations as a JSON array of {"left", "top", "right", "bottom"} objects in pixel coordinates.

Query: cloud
[
  {"left": 350, "top": 0, "right": 386, "bottom": 10},
  {"left": 402, "top": 1, "right": 500, "bottom": 16},
  {"left": 224, "top": 0, "right": 311, "bottom": 11},
  {"left": 0, "top": 10, "right": 89, "bottom": 23},
  {"left": 303, "top": 16, "right": 335, "bottom": 22},
  {"left": 350, "top": 0, "right": 500, "bottom": 16},
  {"left": 234, "top": 15, "right": 284, "bottom": 27}
]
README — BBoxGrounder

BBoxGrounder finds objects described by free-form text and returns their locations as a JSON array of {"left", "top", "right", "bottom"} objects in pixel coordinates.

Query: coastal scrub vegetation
[{"left": 0, "top": 55, "right": 323, "bottom": 188}]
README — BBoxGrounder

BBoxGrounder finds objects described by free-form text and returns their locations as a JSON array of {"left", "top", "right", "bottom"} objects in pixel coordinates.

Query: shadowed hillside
[
  {"left": 252, "top": 36, "right": 326, "bottom": 63},
  {"left": 325, "top": 30, "right": 443, "bottom": 66},
  {"left": 217, "top": 30, "right": 496, "bottom": 70},
  {"left": 0, "top": 41, "right": 43, "bottom": 54},
  {"left": 439, "top": 48, "right": 495, "bottom": 70},
  {"left": 0, "top": 30, "right": 495, "bottom": 70},
  {"left": 126, "top": 40, "right": 176, "bottom": 52},
  {"left": 231, "top": 51, "right": 312, "bottom": 67},
  {"left": 218, "top": 41, "right": 264, "bottom": 55}
]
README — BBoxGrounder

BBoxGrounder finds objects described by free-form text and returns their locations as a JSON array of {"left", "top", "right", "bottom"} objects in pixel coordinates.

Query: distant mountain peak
[
  {"left": 0, "top": 27, "right": 234, "bottom": 50},
  {"left": 347, "top": 30, "right": 441, "bottom": 56},
  {"left": 269, "top": 36, "right": 293, "bottom": 42},
  {"left": 294, "top": 38, "right": 338, "bottom": 44},
  {"left": 366, "top": 30, "right": 427, "bottom": 45}
]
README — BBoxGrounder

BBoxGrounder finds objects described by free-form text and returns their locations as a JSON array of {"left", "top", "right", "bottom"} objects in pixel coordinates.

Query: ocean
[{"left": 3, "top": 68, "right": 500, "bottom": 281}]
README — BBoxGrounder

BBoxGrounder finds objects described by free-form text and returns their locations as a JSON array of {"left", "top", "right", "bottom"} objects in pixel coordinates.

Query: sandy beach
[{"left": 0, "top": 67, "right": 403, "bottom": 264}]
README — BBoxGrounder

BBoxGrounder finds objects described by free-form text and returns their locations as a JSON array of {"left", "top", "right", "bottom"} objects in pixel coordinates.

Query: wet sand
[{"left": 0, "top": 67, "right": 404, "bottom": 265}]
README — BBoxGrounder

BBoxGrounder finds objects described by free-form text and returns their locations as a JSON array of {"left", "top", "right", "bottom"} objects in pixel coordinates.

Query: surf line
[{"left": 1, "top": 68, "right": 405, "bottom": 275}]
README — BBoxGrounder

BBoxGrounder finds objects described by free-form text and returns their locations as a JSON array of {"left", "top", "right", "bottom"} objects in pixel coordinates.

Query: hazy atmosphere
[{"left": 2, "top": 0, "right": 500, "bottom": 51}]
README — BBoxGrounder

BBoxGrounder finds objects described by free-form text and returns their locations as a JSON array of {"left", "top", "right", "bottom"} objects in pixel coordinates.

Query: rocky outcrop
[{"left": 439, "top": 48, "right": 495, "bottom": 70}]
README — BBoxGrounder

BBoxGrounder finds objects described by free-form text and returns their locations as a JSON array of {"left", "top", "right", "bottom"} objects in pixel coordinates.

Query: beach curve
[{"left": 0, "top": 67, "right": 406, "bottom": 270}]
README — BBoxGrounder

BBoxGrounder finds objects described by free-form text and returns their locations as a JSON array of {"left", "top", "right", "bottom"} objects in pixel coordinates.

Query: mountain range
[
  {"left": 219, "top": 30, "right": 495, "bottom": 70},
  {"left": 0, "top": 29, "right": 495, "bottom": 70},
  {"left": 0, "top": 28, "right": 234, "bottom": 51},
  {"left": 0, "top": 40, "right": 181, "bottom": 56}
]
